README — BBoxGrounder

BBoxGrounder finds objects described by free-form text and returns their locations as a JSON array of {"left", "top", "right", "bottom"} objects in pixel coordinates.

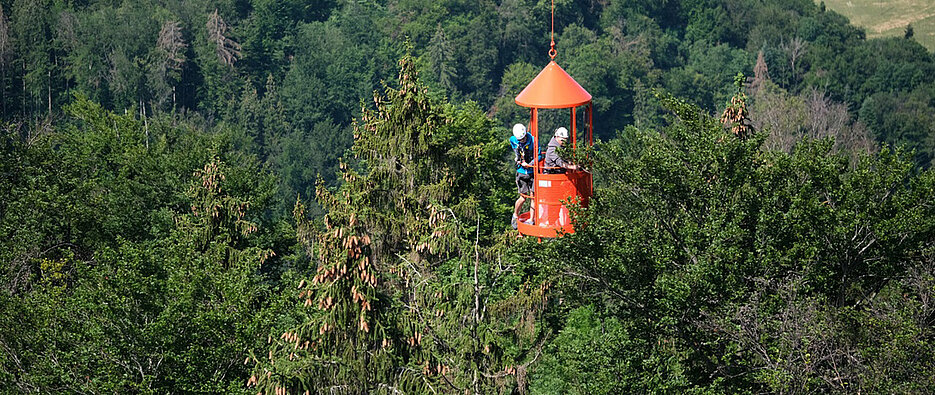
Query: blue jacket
[{"left": 509, "top": 132, "right": 535, "bottom": 175}]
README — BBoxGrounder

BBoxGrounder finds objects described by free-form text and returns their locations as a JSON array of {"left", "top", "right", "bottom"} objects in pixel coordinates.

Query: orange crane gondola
[{"left": 514, "top": 1, "right": 594, "bottom": 238}]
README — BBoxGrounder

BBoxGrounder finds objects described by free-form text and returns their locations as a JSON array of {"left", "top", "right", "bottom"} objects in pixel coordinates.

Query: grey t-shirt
[{"left": 545, "top": 136, "right": 566, "bottom": 171}]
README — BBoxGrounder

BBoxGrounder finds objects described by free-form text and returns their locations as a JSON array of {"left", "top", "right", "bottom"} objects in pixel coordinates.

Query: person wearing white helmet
[
  {"left": 544, "top": 127, "right": 578, "bottom": 174},
  {"left": 509, "top": 123, "right": 535, "bottom": 229}
]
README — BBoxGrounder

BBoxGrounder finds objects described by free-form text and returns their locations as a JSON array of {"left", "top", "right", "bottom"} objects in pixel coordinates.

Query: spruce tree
[{"left": 251, "top": 53, "right": 548, "bottom": 394}]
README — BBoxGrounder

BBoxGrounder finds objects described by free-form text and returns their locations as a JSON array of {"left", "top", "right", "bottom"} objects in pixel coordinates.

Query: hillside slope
[{"left": 820, "top": 0, "right": 935, "bottom": 51}]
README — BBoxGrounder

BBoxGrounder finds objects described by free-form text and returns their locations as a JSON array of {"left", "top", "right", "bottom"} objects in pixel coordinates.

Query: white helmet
[
  {"left": 555, "top": 127, "right": 569, "bottom": 139},
  {"left": 512, "top": 123, "right": 527, "bottom": 140}
]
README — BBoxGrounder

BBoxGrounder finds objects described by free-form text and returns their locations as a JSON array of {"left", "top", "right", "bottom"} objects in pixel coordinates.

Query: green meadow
[{"left": 820, "top": 0, "right": 935, "bottom": 52}]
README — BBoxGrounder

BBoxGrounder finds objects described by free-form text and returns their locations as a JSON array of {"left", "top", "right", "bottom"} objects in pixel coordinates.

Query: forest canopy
[{"left": 1, "top": 0, "right": 933, "bottom": 393}]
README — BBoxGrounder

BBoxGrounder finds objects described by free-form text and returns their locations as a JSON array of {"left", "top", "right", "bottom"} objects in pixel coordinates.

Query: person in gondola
[
  {"left": 544, "top": 127, "right": 578, "bottom": 174},
  {"left": 510, "top": 123, "right": 535, "bottom": 229}
]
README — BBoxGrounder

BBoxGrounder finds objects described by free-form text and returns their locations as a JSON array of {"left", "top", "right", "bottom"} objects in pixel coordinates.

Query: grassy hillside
[{"left": 820, "top": 0, "right": 935, "bottom": 52}]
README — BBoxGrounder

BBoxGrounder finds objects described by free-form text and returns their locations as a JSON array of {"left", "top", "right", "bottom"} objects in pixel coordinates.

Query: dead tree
[
  {"left": 781, "top": 37, "right": 807, "bottom": 88},
  {"left": 206, "top": 10, "right": 241, "bottom": 67},
  {"left": 0, "top": 6, "right": 10, "bottom": 116}
]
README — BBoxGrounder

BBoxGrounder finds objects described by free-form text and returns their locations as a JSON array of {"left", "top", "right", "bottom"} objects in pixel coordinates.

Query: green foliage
[
  {"left": 0, "top": 95, "right": 290, "bottom": 392},
  {"left": 3, "top": 0, "right": 935, "bottom": 174},
  {"left": 423, "top": 25, "right": 458, "bottom": 95},
  {"left": 492, "top": 61, "right": 539, "bottom": 126},
  {"left": 532, "top": 306, "right": 641, "bottom": 394},
  {"left": 859, "top": 84, "right": 935, "bottom": 167},
  {"left": 558, "top": 23, "right": 658, "bottom": 139},
  {"left": 282, "top": 12, "right": 388, "bottom": 133},
  {"left": 2, "top": 1, "right": 935, "bottom": 393},
  {"left": 534, "top": 94, "right": 935, "bottom": 392},
  {"left": 664, "top": 42, "right": 753, "bottom": 113},
  {"left": 252, "top": 53, "right": 544, "bottom": 394}
]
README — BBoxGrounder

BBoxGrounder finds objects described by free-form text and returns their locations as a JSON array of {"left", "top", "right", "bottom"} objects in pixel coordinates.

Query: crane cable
[{"left": 549, "top": 0, "right": 556, "bottom": 59}]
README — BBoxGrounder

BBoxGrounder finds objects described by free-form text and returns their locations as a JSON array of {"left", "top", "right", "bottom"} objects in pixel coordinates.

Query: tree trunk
[
  {"left": 21, "top": 58, "right": 26, "bottom": 118},
  {"left": 472, "top": 213, "right": 481, "bottom": 395},
  {"left": 141, "top": 98, "right": 149, "bottom": 149},
  {"left": 2, "top": 61, "right": 6, "bottom": 117}
]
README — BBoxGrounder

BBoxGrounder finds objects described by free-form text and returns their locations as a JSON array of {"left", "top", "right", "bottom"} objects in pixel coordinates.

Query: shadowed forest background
[{"left": 1, "top": 0, "right": 934, "bottom": 393}]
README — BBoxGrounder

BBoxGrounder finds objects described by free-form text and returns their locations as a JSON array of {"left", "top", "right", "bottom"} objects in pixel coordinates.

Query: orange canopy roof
[{"left": 515, "top": 61, "right": 592, "bottom": 109}]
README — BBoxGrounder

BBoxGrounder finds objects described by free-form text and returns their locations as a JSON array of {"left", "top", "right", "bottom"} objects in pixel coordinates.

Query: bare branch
[
  {"left": 206, "top": 10, "right": 241, "bottom": 67},
  {"left": 157, "top": 21, "right": 187, "bottom": 70},
  {"left": 0, "top": 5, "right": 10, "bottom": 58}
]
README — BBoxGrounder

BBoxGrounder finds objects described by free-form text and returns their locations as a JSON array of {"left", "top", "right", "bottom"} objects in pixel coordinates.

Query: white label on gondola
[{"left": 539, "top": 180, "right": 551, "bottom": 187}]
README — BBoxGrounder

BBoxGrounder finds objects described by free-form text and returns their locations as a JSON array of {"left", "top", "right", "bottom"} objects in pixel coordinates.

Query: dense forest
[{"left": 1, "top": 0, "right": 933, "bottom": 393}]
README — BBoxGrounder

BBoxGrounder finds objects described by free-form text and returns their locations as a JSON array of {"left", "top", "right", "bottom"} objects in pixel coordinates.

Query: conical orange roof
[{"left": 515, "top": 61, "right": 591, "bottom": 108}]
